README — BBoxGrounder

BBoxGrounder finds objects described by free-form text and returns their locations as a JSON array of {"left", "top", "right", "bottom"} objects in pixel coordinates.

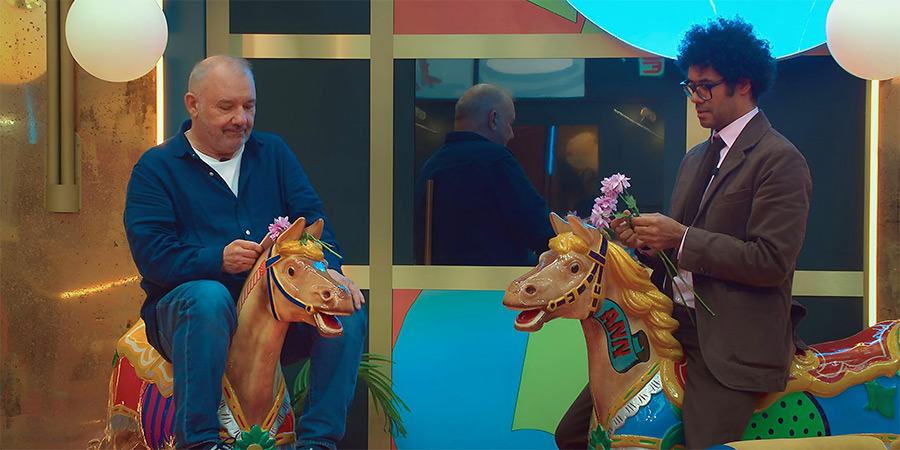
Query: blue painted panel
[{"left": 392, "top": 290, "right": 556, "bottom": 448}]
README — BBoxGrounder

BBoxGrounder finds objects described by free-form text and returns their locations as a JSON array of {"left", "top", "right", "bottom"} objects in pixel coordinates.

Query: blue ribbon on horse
[{"left": 593, "top": 298, "right": 650, "bottom": 373}]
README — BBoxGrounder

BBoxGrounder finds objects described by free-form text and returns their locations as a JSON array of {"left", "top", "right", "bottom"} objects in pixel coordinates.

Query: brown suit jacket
[{"left": 650, "top": 111, "right": 812, "bottom": 392}]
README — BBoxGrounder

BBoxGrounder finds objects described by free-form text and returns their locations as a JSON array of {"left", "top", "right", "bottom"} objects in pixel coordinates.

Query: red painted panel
[
  {"left": 395, "top": 0, "right": 584, "bottom": 35},
  {"left": 392, "top": 289, "right": 422, "bottom": 349}
]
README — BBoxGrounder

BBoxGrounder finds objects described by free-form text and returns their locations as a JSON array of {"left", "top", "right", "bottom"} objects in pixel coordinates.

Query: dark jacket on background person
[{"left": 414, "top": 131, "right": 554, "bottom": 266}]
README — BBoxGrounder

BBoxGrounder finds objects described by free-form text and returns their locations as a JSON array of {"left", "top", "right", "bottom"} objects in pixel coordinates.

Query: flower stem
[
  {"left": 657, "top": 252, "right": 715, "bottom": 318},
  {"left": 657, "top": 253, "right": 697, "bottom": 326},
  {"left": 301, "top": 231, "right": 343, "bottom": 259}
]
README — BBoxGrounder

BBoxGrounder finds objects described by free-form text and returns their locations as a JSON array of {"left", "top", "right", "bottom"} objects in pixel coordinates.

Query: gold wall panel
[
  {"left": 0, "top": 9, "right": 153, "bottom": 444},
  {"left": 343, "top": 266, "right": 862, "bottom": 297},
  {"left": 233, "top": 34, "right": 370, "bottom": 59}
]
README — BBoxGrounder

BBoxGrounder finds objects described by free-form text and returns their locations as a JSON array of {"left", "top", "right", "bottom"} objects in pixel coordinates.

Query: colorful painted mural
[{"left": 391, "top": 289, "right": 588, "bottom": 447}]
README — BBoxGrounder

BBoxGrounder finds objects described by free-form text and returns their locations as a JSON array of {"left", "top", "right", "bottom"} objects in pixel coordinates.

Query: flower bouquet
[{"left": 589, "top": 174, "right": 714, "bottom": 317}]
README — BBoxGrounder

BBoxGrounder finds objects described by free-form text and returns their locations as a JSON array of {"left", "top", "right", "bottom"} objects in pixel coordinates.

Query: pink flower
[
  {"left": 600, "top": 173, "right": 631, "bottom": 198},
  {"left": 597, "top": 195, "right": 618, "bottom": 213},
  {"left": 590, "top": 196, "right": 617, "bottom": 229},
  {"left": 268, "top": 216, "right": 291, "bottom": 241}
]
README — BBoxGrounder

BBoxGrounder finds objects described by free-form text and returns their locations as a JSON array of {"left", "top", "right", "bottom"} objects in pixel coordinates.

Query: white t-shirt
[{"left": 192, "top": 143, "right": 245, "bottom": 197}]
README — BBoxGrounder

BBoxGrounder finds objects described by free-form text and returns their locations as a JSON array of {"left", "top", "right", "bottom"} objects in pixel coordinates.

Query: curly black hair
[{"left": 675, "top": 16, "right": 776, "bottom": 101}]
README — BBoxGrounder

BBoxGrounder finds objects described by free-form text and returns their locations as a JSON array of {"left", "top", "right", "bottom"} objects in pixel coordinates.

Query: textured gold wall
[{"left": 0, "top": 2, "right": 152, "bottom": 446}]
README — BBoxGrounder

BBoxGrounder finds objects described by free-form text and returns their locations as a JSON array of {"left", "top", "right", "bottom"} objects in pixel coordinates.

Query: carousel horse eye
[
  {"left": 288, "top": 267, "right": 295, "bottom": 276},
  {"left": 570, "top": 264, "right": 580, "bottom": 273}
]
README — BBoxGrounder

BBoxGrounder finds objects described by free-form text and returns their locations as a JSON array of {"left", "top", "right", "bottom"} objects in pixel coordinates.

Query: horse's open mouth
[
  {"left": 514, "top": 308, "right": 546, "bottom": 331},
  {"left": 314, "top": 313, "right": 344, "bottom": 337}
]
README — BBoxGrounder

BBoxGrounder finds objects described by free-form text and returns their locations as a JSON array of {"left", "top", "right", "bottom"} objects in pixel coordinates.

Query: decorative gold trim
[
  {"left": 341, "top": 265, "right": 370, "bottom": 291},
  {"left": 392, "top": 266, "right": 529, "bottom": 291},
  {"left": 603, "top": 362, "right": 661, "bottom": 429},
  {"left": 792, "top": 270, "right": 864, "bottom": 297},
  {"left": 231, "top": 34, "right": 370, "bottom": 59},
  {"left": 393, "top": 33, "right": 655, "bottom": 59},
  {"left": 609, "top": 434, "right": 673, "bottom": 449},
  {"left": 206, "top": 0, "right": 229, "bottom": 56},
  {"left": 368, "top": 0, "right": 394, "bottom": 447},
  {"left": 761, "top": 323, "right": 900, "bottom": 410},
  {"left": 382, "top": 266, "right": 863, "bottom": 296}
]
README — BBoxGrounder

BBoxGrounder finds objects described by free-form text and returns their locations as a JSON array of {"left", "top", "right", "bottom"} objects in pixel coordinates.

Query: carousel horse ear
[
  {"left": 568, "top": 213, "right": 599, "bottom": 246},
  {"left": 276, "top": 217, "right": 307, "bottom": 246},
  {"left": 305, "top": 218, "right": 325, "bottom": 240},
  {"left": 260, "top": 234, "right": 275, "bottom": 252},
  {"left": 550, "top": 212, "right": 570, "bottom": 235}
]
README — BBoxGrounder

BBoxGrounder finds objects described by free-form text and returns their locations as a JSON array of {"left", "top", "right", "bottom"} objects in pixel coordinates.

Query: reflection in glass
[
  {"left": 402, "top": 58, "right": 677, "bottom": 265},
  {"left": 479, "top": 59, "right": 585, "bottom": 98}
]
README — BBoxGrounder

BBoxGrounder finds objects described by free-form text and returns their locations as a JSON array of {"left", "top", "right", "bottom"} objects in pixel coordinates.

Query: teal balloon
[{"left": 568, "top": 0, "right": 832, "bottom": 59}]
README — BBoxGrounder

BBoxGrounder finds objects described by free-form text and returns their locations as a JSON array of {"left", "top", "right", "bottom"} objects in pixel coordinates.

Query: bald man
[
  {"left": 125, "top": 55, "right": 366, "bottom": 450},
  {"left": 414, "top": 83, "right": 554, "bottom": 266}
]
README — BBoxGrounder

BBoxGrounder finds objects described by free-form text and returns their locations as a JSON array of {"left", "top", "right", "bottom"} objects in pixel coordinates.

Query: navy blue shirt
[
  {"left": 125, "top": 120, "right": 342, "bottom": 337},
  {"left": 414, "top": 131, "right": 554, "bottom": 266}
]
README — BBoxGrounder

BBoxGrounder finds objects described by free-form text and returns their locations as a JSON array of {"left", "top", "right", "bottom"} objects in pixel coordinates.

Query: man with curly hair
[
  {"left": 556, "top": 17, "right": 812, "bottom": 448},
  {"left": 612, "top": 16, "right": 812, "bottom": 447}
]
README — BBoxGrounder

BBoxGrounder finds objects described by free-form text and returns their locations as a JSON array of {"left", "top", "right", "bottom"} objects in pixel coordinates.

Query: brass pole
[
  {"left": 45, "top": 0, "right": 80, "bottom": 212},
  {"left": 368, "top": 0, "right": 394, "bottom": 446}
]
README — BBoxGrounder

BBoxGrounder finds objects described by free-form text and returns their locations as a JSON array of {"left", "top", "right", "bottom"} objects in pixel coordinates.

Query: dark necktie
[{"left": 683, "top": 135, "right": 725, "bottom": 223}]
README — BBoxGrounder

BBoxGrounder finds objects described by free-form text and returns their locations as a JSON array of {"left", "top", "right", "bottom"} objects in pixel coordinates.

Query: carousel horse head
[
  {"left": 504, "top": 213, "right": 678, "bottom": 338},
  {"left": 503, "top": 212, "right": 607, "bottom": 329},
  {"left": 258, "top": 217, "right": 353, "bottom": 336}
]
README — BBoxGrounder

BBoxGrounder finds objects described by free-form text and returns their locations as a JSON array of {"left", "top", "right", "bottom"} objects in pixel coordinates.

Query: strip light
[
  {"left": 156, "top": 0, "right": 164, "bottom": 144},
  {"left": 867, "top": 80, "right": 879, "bottom": 326},
  {"left": 157, "top": 56, "right": 164, "bottom": 144},
  {"left": 60, "top": 275, "right": 141, "bottom": 299}
]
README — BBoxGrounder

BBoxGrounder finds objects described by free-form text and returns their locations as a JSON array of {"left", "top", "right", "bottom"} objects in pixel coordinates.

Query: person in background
[
  {"left": 414, "top": 83, "right": 554, "bottom": 266},
  {"left": 124, "top": 55, "right": 366, "bottom": 450}
]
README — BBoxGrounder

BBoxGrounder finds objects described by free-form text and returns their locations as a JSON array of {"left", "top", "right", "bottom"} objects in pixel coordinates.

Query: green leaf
[
  {"left": 289, "top": 352, "right": 409, "bottom": 438},
  {"left": 588, "top": 424, "right": 612, "bottom": 450},
  {"left": 864, "top": 380, "right": 897, "bottom": 419},
  {"left": 234, "top": 424, "right": 275, "bottom": 450},
  {"left": 660, "top": 421, "right": 685, "bottom": 450}
]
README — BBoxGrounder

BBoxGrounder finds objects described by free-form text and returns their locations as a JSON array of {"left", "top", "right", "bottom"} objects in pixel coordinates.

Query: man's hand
[
  {"left": 222, "top": 239, "right": 263, "bottom": 274},
  {"left": 327, "top": 268, "right": 366, "bottom": 310},
  {"left": 611, "top": 210, "right": 645, "bottom": 249},
  {"left": 628, "top": 213, "right": 688, "bottom": 250}
]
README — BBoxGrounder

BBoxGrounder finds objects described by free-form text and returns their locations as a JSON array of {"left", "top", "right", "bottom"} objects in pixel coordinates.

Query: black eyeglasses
[{"left": 680, "top": 79, "right": 726, "bottom": 101}]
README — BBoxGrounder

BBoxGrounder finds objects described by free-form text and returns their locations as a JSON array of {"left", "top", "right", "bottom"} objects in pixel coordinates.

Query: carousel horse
[
  {"left": 503, "top": 213, "right": 900, "bottom": 450},
  {"left": 101, "top": 217, "right": 354, "bottom": 449}
]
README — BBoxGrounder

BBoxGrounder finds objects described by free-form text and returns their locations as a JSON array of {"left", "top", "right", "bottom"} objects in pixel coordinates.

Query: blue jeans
[
  {"left": 154, "top": 280, "right": 367, "bottom": 449},
  {"left": 282, "top": 305, "right": 368, "bottom": 449},
  {"left": 154, "top": 280, "right": 238, "bottom": 450}
]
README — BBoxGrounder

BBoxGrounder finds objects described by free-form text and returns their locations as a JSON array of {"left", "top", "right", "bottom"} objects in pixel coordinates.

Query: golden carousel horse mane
[
  {"left": 274, "top": 237, "right": 324, "bottom": 260},
  {"left": 550, "top": 231, "right": 683, "bottom": 362}
]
